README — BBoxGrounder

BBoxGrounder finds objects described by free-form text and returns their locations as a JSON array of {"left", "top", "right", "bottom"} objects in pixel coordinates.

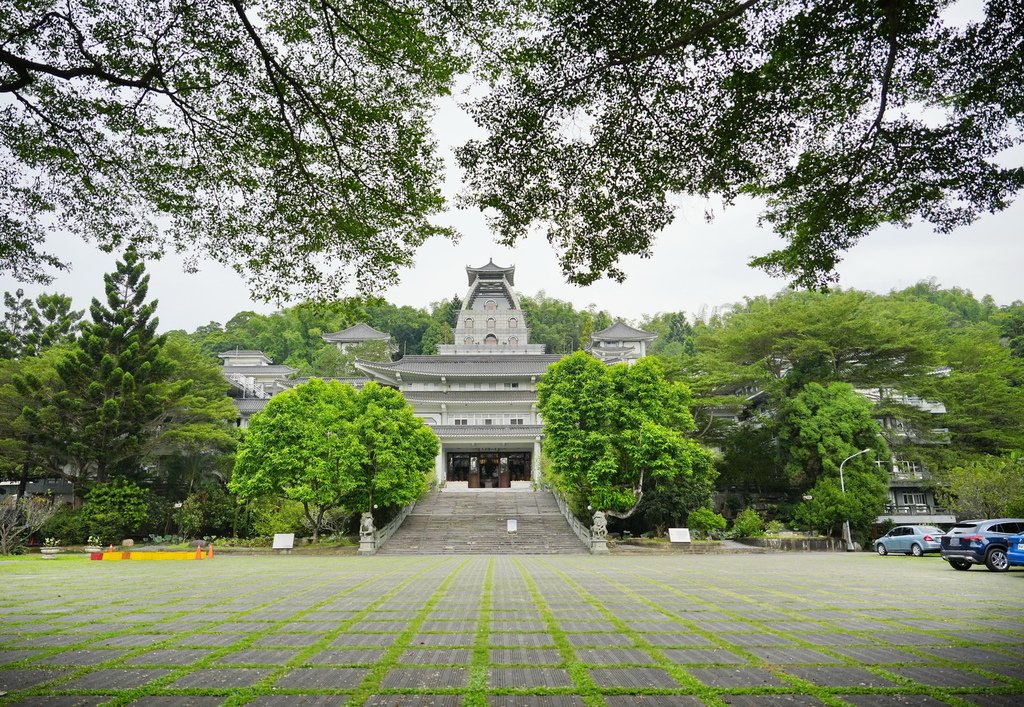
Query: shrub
[
  {"left": 765, "top": 520, "right": 786, "bottom": 535},
  {"left": 687, "top": 507, "right": 727, "bottom": 539},
  {"left": 177, "top": 486, "right": 239, "bottom": 538},
  {"left": 249, "top": 498, "right": 308, "bottom": 538},
  {"left": 731, "top": 508, "right": 765, "bottom": 538},
  {"left": 80, "top": 479, "right": 149, "bottom": 543},
  {"left": 41, "top": 506, "right": 88, "bottom": 545}
]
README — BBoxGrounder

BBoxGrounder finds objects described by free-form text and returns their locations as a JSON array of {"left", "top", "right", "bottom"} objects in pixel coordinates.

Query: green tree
[
  {"left": 538, "top": 352, "right": 715, "bottom": 518},
  {"left": 19, "top": 250, "right": 178, "bottom": 484},
  {"left": 148, "top": 333, "right": 239, "bottom": 498},
  {"left": 0, "top": 290, "right": 33, "bottom": 359},
  {"left": 23, "top": 293, "right": 83, "bottom": 357},
  {"left": 0, "top": 348, "right": 67, "bottom": 497},
  {"left": 304, "top": 339, "right": 392, "bottom": 378},
  {"left": 1, "top": 291, "right": 83, "bottom": 359},
  {"left": 0, "top": 0, "right": 481, "bottom": 298},
  {"left": 697, "top": 290, "right": 946, "bottom": 392},
  {"left": 81, "top": 479, "right": 151, "bottom": 543},
  {"left": 230, "top": 379, "right": 437, "bottom": 542},
  {"left": 458, "top": 2, "right": 1023, "bottom": 289},
  {"left": 937, "top": 456, "right": 1024, "bottom": 520},
  {"left": 777, "top": 382, "right": 889, "bottom": 488},
  {"left": 779, "top": 382, "right": 889, "bottom": 538}
]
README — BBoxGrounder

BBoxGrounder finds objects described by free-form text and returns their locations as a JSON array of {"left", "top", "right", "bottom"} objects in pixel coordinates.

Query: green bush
[
  {"left": 176, "top": 486, "right": 239, "bottom": 539},
  {"left": 80, "top": 479, "right": 150, "bottom": 543},
  {"left": 249, "top": 498, "right": 308, "bottom": 538},
  {"left": 41, "top": 507, "right": 88, "bottom": 545},
  {"left": 687, "top": 507, "right": 727, "bottom": 539},
  {"left": 731, "top": 508, "right": 765, "bottom": 538},
  {"left": 765, "top": 520, "right": 786, "bottom": 535}
]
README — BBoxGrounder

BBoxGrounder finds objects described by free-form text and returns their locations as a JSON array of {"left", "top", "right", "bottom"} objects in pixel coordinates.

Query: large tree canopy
[
  {"left": 230, "top": 379, "right": 437, "bottom": 541},
  {"left": 537, "top": 352, "right": 715, "bottom": 517},
  {"left": 459, "top": 0, "right": 1023, "bottom": 288},
  {"left": 5, "top": 2, "right": 1020, "bottom": 297},
  {"left": 0, "top": 0, "right": 478, "bottom": 298}
]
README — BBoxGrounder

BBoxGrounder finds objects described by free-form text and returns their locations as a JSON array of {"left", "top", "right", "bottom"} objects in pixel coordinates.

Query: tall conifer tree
[{"left": 24, "top": 250, "right": 177, "bottom": 483}]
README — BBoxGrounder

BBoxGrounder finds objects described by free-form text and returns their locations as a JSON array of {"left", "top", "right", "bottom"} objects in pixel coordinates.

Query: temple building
[
  {"left": 356, "top": 261, "right": 561, "bottom": 488},
  {"left": 220, "top": 260, "right": 658, "bottom": 485},
  {"left": 588, "top": 321, "right": 658, "bottom": 364}
]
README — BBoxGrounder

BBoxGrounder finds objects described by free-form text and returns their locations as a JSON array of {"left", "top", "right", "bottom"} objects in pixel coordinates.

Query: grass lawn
[{"left": 0, "top": 552, "right": 1022, "bottom": 706}]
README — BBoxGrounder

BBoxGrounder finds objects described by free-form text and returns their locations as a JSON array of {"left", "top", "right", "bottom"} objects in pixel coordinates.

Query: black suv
[{"left": 940, "top": 518, "right": 1024, "bottom": 572}]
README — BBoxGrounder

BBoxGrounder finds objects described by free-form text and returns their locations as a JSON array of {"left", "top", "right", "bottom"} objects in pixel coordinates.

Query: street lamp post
[{"left": 839, "top": 448, "right": 874, "bottom": 552}]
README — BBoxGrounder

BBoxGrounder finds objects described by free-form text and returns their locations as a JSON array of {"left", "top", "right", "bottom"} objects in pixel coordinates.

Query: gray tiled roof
[
  {"left": 430, "top": 424, "right": 543, "bottom": 438},
  {"left": 322, "top": 322, "right": 391, "bottom": 342},
  {"left": 591, "top": 321, "right": 656, "bottom": 341},
  {"left": 403, "top": 390, "right": 537, "bottom": 402},
  {"left": 221, "top": 365, "right": 297, "bottom": 375},
  {"left": 233, "top": 398, "right": 269, "bottom": 413},
  {"left": 467, "top": 259, "right": 515, "bottom": 285},
  {"left": 357, "top": 354, "right": 562, "bottom": 378},
  {"left": 290, "top": 377, "right": 370, "bottom": 387},
  {"left": 217, "top": 349, "right": 268, "bottom": 357}
]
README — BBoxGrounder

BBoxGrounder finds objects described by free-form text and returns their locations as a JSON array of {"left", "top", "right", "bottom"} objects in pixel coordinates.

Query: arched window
[
  {"left": 484, "top": 299, "right": 496, "bottom": 311},
  {"left": 465, "top": 317, "right": 474, "bottom": 330},
  {"left": 509, "top": 317, "right": 518, "bottom": 328},
  {"left": 508, "top": 336, "right": 519, "bottom": 346},
  {"left": 484, "top": 334, "right": 498, "bottom": 346},
  {"left": 487, "top": 317, "right": 496, "bottom": 330},
  {"left": 464, "top": 336, "right": 474, "bottom": 345}
]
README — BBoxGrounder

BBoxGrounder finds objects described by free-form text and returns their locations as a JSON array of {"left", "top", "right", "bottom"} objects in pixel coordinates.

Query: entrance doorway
[{"left": 446, "top": 452, "right": 531, "bottom": 488}]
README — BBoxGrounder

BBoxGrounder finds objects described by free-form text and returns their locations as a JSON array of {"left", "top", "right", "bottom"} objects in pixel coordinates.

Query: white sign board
[
  {"left": 272, "top": 533, "right": 295, "bottom": 550},
  {"left": 507, "top": 519, "right": 518, "bottom": 534},
  {"left": 668, "top": 528, "right": 691, "bottom": 543}
]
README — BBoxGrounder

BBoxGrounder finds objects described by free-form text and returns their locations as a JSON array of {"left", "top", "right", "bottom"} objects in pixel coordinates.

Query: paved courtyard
[{"left": 1, "top": 553, "right": 1022, "bottom": 706}]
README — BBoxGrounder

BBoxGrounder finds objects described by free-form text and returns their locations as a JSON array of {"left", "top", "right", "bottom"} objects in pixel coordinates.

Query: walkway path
[{"left": 0, "top": 554, "right": 1021, "bottom": 705}]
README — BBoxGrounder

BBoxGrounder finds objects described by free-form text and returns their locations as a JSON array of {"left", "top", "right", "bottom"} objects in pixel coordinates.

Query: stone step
[{"left": 377, "top": 489, "right": 589, "bottom": 555}]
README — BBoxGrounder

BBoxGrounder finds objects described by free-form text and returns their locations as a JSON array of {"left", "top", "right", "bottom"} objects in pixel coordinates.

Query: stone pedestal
[
  {"left": 590, "top": 510, "right": 609, "bottom": 555},
  {"left": 357, "top": 512, "right": 377, "bottom": 555}
]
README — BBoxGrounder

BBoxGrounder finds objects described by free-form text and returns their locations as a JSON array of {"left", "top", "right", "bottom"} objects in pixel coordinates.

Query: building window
[
  {"left": 464, "top": 336, "right": 474, "bottom": 345},
  {"left": 900, "top": 492, "right": 926, "bottom": 506},
  {"left": 453, "top": 418, "right": 468, "bottom": 425},
  {"left": 509, "top": 317, "right": 518, "bottom": 328},
  {"left": 506, "top": 382, "right": 519, "bottom": 389},
  {"left": 465, "top": 317, "right": 474, "bottom": 330},
  {"left": 485, "top": 299, "right": 496, "bottom": 311},
  {"left": 510, "top": 418, "right": 524, "bottom": 425},
  {"left": 508, "top": 336, "right": 518, "bottom": 346},
  {"left": 484, "top": 418, "right": 493, "bottom": 425},
  {"left": 484, "top": 334, "right": 498, "bottom": 346},
  {"left": 487, "top": 317, "right": 496, "bottom": 330}
]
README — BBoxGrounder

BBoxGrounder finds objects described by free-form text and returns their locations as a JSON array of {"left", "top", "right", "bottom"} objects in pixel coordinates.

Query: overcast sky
[{"left": 3, "top": 68, "right": 1022, "bottom": 333}]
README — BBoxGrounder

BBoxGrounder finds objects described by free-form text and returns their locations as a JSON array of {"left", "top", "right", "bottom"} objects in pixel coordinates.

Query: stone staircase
[{"left": 376, "top": 489, "right": 589, "bottom": 555}]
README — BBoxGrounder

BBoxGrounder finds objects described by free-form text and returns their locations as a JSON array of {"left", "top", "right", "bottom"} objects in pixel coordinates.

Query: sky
[{"left": 3, "top": 4, "right": 1021, "bottom": 332}]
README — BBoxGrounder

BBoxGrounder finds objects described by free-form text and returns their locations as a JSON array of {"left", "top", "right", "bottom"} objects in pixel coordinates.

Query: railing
[
  {"left": 225, "top": 373, "right": 269, "bottom": 399},
  {"left": 883, "top": 504, "right": 954, "bottom": 517},
  {"left": 549, "top": 486, "right": 592, "bottom": 549},
  {"left": 375, "top": 499, "right": 417, "bottom": 549}
]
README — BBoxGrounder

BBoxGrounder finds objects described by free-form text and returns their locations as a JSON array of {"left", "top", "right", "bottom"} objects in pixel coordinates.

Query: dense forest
[{"left": 2, "top": 253, "right": 1023, "bottom": 548}]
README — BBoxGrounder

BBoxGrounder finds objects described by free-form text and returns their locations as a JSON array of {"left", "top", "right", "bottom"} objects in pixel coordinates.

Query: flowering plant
[{"left": 43, "top": 537, "right": 61, "bottom": 547}]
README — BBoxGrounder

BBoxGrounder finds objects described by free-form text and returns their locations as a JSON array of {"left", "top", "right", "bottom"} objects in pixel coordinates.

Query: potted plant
[
  {"left": 83, "top": 536, "right": 103, "bottom": 553},
  {"left": 40, "top": 537, "right": 61, "bottom": 559}
]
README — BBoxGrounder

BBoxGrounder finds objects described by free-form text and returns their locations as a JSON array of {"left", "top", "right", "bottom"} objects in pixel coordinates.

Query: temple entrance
[{"left": 446, "top": 452, "right": 531, "bottom": 488}]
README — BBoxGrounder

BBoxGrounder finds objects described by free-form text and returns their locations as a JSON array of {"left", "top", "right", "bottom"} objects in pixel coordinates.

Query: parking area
[{"left": 1, "top": 553, "right": 1022, "bottom": 705}]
